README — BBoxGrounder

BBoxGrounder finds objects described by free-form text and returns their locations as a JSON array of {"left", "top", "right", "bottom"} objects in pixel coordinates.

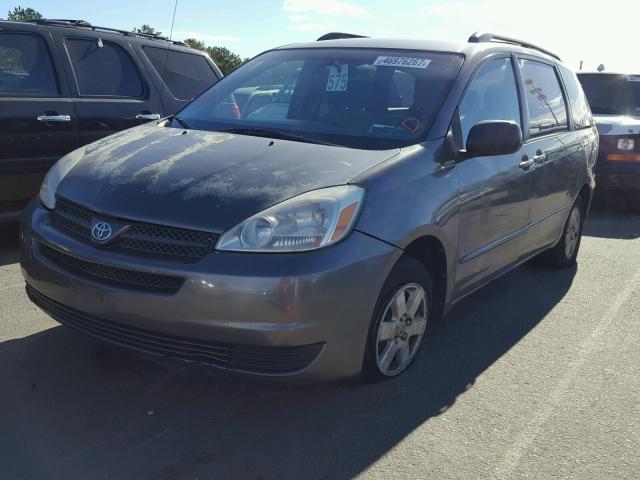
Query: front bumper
[
  {"left": 20, "top": 199, "right": 401, "bottom": 381},
  {"left": 596, "top": 173, "right": 640, "bottom": 192}
]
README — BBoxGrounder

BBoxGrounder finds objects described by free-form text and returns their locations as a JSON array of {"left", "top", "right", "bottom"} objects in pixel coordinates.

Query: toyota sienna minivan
[{"left": 20, "top": 32, "right": 598, "bottom": 382}]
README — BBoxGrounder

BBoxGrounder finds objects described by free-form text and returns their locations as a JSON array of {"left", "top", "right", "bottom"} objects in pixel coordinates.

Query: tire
[
  {"left": 362, "top": 256, "right": 433, "bottom": 381},
  {"left": 537, "top": 198, "right": 584, "bottom": 268},
  {"left": 628, "top": 193, "right": 640, "bottom": 214}
]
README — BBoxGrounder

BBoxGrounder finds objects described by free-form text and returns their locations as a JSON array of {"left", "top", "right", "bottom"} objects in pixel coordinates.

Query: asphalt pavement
[{"left": 1, "top": 205, "right": 639, "bottom": 480}]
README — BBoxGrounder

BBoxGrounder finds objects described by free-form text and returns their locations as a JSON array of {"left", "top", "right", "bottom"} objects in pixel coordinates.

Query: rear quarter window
[
  {"left": 559, "top": 65, "right": 592, "bottom": 129},
  {"left": 143, "top": 47, "right": 218, "bottom": 100}
]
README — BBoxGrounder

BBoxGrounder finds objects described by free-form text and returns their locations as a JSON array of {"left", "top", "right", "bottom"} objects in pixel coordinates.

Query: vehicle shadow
[
  {"left": 0, "top": 222, "right": 19, "bottom": 266},
  {"left": 584, "top": 199, "right": 640, "bottom": 240},
  {"left": 0, "top": 262, "right": 576, "bottom": 480}
]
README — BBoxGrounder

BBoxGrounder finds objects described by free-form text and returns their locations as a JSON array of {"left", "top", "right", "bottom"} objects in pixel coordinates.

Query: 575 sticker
[
  {"left": 373, "top": 56, "right": 431, "bottom": 69},
  {"left": 326, "top": 64, "right": 348, "bottom": 91}
]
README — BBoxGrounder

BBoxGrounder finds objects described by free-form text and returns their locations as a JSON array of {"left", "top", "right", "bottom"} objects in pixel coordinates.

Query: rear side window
[
  {"left": 518, "top": 59, "right": 568, "bottom": 135},
  {"left": 66, "top": 38, "right": 144, "bottom": 97},
  {"left": 559, "top": 65, "right": 592, "bottom": 129},
  {"left": 458, "top": 57, "right": 521, "bottom": 148},
  {"left": 144, "top": 47, "right": 218, "bottom": 100},
  {"left": 0, "top": 33, "right": 58, "bottom": 96}
]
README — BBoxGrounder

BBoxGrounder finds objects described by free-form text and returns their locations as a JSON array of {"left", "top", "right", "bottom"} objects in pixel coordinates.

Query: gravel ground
[{"left": 0, "top": 205, "right": 638, "bottom": 480}]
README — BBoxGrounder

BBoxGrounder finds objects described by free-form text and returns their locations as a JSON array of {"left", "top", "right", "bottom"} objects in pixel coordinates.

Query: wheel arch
[
  {"left": 402, "top": 235, "right": 449, "bottom": 320},
  {"left": 577, "top": 182, "right": 593, "bottom": 215}
]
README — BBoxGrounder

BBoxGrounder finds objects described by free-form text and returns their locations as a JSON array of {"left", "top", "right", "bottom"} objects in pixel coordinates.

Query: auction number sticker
[
  {"left": 627, "top": 75, "right": 640, "bottom": 82},
  {"left": 326, "top": 64, "right": 348, "bottom": 91},
  {"left": 373, "top": 56, "right": 431, "bottom": 69}
]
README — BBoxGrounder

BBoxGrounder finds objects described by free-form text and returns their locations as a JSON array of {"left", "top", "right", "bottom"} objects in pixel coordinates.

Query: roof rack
[
  {"left": 317, "top": 32, "right": 368, "bottom": 41},
  {"left": 468, "top": 32, "right": 561, "bottom": 61},
  {"left": 33, "top": 19, "right": 187, "bottom": 46}
]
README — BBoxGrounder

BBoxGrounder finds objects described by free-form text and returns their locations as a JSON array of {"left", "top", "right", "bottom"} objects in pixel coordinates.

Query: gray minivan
[{"left": 20, "top": 32, "right": 598, "bottom": 382}]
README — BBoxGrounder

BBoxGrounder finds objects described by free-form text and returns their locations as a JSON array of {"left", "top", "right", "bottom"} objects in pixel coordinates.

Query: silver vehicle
[{"left": 21, "top": 33, "right": 597, "bottom": 381}]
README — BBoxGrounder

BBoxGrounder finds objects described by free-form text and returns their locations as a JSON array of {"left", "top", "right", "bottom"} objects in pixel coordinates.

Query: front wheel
[
  {"left": 537, "top": 199, "right": 584, "bottom": 268},
  {"left": 363, "top": 256, "right": 432, "bottom": 381}
]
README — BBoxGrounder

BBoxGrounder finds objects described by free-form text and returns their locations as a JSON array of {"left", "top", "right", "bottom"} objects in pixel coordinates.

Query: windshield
[
  {"left": 577, "top": 73, "right": 640, "bottom": 116},
  {"left": 176, "top": 48, "right": 463, "bottom": 150}
]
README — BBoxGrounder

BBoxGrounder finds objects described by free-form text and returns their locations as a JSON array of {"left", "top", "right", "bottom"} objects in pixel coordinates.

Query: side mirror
[{"left": 464, "top": 121, "right": 522, "bottom": 158}]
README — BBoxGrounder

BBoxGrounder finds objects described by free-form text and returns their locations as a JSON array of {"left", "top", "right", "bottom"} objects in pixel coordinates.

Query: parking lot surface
[{"left": 1, "top": 206, "right": 639, "bottom": 480}]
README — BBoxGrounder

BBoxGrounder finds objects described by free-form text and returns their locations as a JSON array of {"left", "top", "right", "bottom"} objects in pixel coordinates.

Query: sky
[{"left": 5, "top": 0, "right": 640, "bottom": 72}]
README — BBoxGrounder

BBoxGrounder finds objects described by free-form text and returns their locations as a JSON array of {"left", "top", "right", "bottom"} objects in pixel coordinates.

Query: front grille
[
  {"left": 51, "top": 198, "right": 218, "bottom": 259},
  {"left": 26, "top": 284, "right": 324, "bottom": 374},
  {"left": 39, "top": 243, "right": 184, "bottom": 294}
]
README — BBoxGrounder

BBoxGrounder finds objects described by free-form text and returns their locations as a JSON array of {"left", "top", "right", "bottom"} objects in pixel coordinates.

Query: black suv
[{"left": 0, "top": 19, "right": 222, "bottom": 221}]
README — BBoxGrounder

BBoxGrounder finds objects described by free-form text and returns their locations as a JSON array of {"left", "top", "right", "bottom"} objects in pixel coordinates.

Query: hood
[
  {"left": 58, "top": 124, "right": 398, "bottom": 232},
  {"left": 593, "top": 114, "right": 640, "bottom": 135}
]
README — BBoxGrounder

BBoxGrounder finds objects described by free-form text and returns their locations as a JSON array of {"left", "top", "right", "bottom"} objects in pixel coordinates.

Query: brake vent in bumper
[
  {"left": 39, "top": 242, "right": 184, "bottom": 294},
  {"left": 26, "top": 285, "right": 324, "bottom": 375}
]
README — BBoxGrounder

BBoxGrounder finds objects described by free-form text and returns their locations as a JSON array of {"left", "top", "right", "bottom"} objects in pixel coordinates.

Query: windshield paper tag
[
  {"left": 627, "top": 75, "right": 640, "bottom": 82},
  {"left": 326, "top": 65, "right": 348, "bottom": 91},
  {"left": 373, "top": 56, "right": 431, "bottom": 69}
]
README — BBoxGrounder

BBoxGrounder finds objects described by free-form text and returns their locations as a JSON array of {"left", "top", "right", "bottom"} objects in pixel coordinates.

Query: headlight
[
  {"left": 216, "top": 185, "right": 365, "bottom": 252},
  {"left": 39, "top": 146, "right": 86, "bottom": 209},
  {"left": 617, "top": 138, "right": 635, "bottom": 151}
]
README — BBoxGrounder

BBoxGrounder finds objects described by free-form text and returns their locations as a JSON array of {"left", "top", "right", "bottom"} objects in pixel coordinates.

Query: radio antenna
[{"left": 155, "top": 0, "right": 178, "bottom": 121}]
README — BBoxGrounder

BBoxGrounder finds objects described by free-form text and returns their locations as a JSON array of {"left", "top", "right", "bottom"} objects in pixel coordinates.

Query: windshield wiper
[
  {"left": 219, "top": 127, "right": 338, "bottom": 146},
  {"left": 172, "top": 116, "right": 191, "bottom": 129}
]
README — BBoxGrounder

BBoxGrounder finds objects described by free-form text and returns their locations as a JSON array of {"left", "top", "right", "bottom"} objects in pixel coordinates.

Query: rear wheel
[
  {"left": 363, "top": 256, "right": 432, "bottom": 381},
  {"left": 537, "top": 199, "right": 584, "bottom": 268}
]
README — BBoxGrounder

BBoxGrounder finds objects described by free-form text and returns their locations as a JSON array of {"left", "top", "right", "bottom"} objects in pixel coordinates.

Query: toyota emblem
[{"left": 91, "top": 221, "right": 113, "bottom": 242}]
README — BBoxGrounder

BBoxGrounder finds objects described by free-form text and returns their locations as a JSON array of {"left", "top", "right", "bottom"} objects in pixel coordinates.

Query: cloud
[
  {"left": 283, "top": 0, "right": 366, "bottom": 17},
  {"left": 289, "top": 14, "right": 312, "bottom": 22},
  {"left": 289, "top": 19, "right": 338, "bottom": 32},
  {"left": 420, "top": 0, "right": 640, "bottom": 72},
  {"left": 173, "top": 31, "right": 239, "bottom": 43}
]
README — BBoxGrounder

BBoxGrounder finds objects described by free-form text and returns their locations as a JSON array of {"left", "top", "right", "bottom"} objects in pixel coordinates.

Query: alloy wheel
[
  {"left": 565, "top": 206, "right": 581, "bottom": 259},
  {"left": 375, "top": 283, "right": 428, "bottom": 376}
]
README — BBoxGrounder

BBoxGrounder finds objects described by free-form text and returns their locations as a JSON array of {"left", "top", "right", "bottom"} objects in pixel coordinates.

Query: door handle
[
  {"left": 533, "top": 149, "right": 547, "bottom": 165},
  {"left": 519, "top": 156, "right": 535, "bottom": 170},
  {"left": 37, "top": 114, "right": 71, "bottom": 122},
  {"left": 135, "top": 113, "right": 161, "bottom": 121}
]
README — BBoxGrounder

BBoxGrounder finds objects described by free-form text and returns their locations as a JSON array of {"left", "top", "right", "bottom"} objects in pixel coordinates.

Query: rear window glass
[
  {"left": 0, "top": 33, "right": 58, "bottom": 96},
  {"left": 519, "top": 59, "right": 568, "bottom": 135},
  {"left": 177, "top": 48, "right": 464, "bottom": 150},
  {"left": 143, "top": 47, "right": 218, "bottom": 100},
  {"left": 577, "top": 73, "right": 640, "bottom": 117},
  {"left": 66, "top": 38, "right": 144, "bottom": 97}
]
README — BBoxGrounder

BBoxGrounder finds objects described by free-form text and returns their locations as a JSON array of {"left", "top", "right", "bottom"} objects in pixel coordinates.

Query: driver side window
[{"left": 459, "top": 58, "right": 521, "bottom": 148}]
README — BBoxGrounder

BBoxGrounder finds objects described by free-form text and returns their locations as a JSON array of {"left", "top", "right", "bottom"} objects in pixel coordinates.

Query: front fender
[{"left": 353, "top": 141, "right": 460, "bottom": 309}]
